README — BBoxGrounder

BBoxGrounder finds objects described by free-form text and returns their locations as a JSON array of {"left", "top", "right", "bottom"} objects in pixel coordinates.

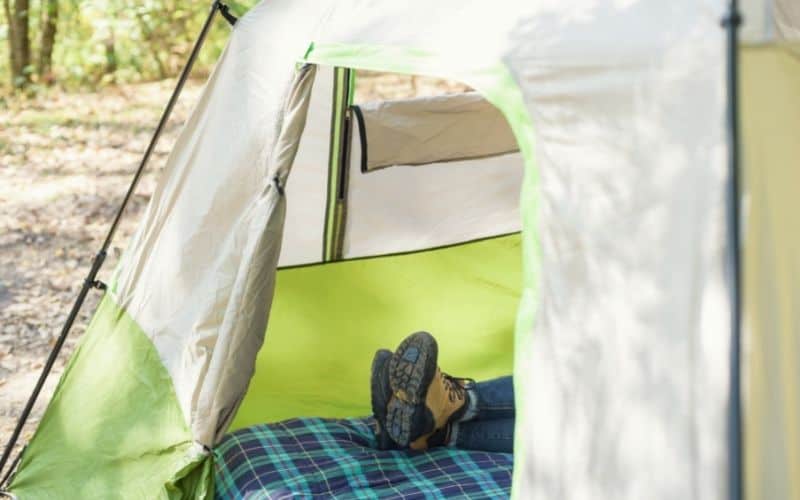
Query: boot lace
[{"left": 441, "top": 373, "right": 475, "bottom": 403}]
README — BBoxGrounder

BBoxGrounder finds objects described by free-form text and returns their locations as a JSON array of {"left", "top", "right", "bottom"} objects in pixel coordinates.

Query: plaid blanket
[{"left": 214, "top": 417, "right": 513, "bottom": 499}]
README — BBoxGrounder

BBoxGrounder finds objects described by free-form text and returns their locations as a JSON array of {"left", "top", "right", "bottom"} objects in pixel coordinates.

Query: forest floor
[
  {"left": 0, "top": 79, "right": 204, "bottom": 453},
  {"left": 0, "top": 72, "right": 466, "bottom": 457}
]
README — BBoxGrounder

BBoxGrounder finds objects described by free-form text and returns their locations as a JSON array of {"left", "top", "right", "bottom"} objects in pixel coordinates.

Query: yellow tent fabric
[{"left": 742, "top": 43, "right": 800, "bottom": 500}]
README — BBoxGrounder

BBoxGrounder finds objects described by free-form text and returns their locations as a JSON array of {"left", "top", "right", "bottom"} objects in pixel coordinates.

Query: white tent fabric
[
  {"left": 343, "top": 102, "right": 523, "bottom": 258},
  {"left": 338, "top": 92, "right": 524, "bottom": 257},
  {"left": 112, "top": 51, "right": 317, "bottom": 445},
  {"left": 342, "top": 149, "right": 523, "bottom": 258},
  {"left": 742, "top": 0, "right": 800, "bottom": 41},
  {"left": 101, "top": 0, "right": 799, "bottom": 498},
  {"left": 507, "top": 5, "right": 730, "bottom": 500},
  {"left": 277, "top": 66, "right": 333, "bottom": 267},
  {"left": 355, "top": 92, "right": 518, "bottom": 171},
  {"left": 278, "top": 71, "right": 524, "bottom": 264}
]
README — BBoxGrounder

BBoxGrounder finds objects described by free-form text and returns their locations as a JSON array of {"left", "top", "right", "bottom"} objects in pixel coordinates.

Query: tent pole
[
  {"left": 0, "top": 0, "right": 231, "bottom": 484},
  {"left": 723, "top": 1, "right": 743, "bottom": 500}
]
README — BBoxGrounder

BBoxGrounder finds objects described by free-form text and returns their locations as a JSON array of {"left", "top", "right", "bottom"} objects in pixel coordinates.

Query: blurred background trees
[{"left": 1, "top": 0, "right": 251, "bottom": 94}]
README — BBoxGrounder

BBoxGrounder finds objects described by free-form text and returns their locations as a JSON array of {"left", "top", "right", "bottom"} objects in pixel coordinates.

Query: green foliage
[{"left": 0, "top": 0, "right": 256, "bottom": 94}]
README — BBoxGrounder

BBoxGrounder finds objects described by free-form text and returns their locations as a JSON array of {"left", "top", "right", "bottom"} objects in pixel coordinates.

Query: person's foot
[
  {"left": 386, "top": 332, "right": 473, "bottom": 447},
  {"left": 370, "top": 349, "right": 397, "bottom": 450},
  {"left": 409, "top": 423, "right": 452, "bottom": 451},
  {"left": 385, "top": 332, "right": 438, "bottom": 446}
]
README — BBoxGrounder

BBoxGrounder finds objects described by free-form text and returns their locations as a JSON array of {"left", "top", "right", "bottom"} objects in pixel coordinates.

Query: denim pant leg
[
  {"left": 454, "top": 418, "right": 514, "bottom": 453},
  {"left": 472, "top": 376, "right": 514, "bottom": 420},
  {"left": 451, "top": 376, "right": 515, "bottom": 453}
]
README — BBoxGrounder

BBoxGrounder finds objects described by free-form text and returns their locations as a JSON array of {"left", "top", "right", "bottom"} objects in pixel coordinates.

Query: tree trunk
[
  {"left": 11, "top": 0, "right": 31, "bottom": 86},
  {"left": 2, "top": 0, "right": 31, "bottom": 88},
  {"left": 2, "top": 0, "right": 18, "bottom": 86},
  {"left": 38, "top": 0, "right": 58, "bottom": 84},
  {"left": 104, "top": 30, "right": 117, "bottom": 79}
]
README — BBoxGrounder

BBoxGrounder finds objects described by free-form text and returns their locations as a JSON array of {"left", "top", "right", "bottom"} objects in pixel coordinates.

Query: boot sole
[
  {"left": 387, "top": 332, "right": 438, "bottom": 446},
  {"left": 370, "top": 350, "right": 394, "bottom": 450}
]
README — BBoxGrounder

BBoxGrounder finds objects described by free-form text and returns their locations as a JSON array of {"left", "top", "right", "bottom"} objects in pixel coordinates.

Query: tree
[
  {"left": 2, "top": 0, "right": 59, "bottom": 90},
  {"left": 2, "top": 0, "right": 32, "bottom": 88},
  {"left": 38, "top": 0, "right": 57, "bottom": 83}
]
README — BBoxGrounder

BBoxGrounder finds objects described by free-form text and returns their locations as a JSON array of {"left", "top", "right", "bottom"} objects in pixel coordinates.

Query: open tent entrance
[
  {"left": 4, "top": 62, "right": 527, "bottom": 500},
  {"left": 231, "top": 66, "right": 524, "bottom": 430},
  {"left": 11, "top": 3, "right": 799, "bottom": 498}
]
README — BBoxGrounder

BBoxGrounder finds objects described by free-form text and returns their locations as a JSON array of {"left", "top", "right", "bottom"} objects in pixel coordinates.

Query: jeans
[{"left": 454, "top": 376, "right": 514, "bottom": 453}]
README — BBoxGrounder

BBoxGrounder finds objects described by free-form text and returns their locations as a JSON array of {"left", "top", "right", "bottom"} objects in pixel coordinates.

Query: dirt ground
[
  {"left": 0, "top": 79, "right": 204, "bottom": 454},
  {"left": 0, "top": 72, "right": 467, "bottom": 456}
]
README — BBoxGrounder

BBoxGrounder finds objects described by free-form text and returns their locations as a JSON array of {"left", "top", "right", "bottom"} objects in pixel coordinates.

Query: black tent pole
[
  {"left": 0, "top": 0, "right": 234, "bottom": 483},
  {"left": 723, "top": 1, "right": 743, "bottom": 500}
]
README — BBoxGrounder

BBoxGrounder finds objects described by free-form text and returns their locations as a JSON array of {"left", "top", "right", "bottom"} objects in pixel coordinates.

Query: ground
[
  {"left": 0, "top": 72, "right": 467, "bottom": 455},
  {"left": 0, "top": 80, "right": 202, "bottom": 452}
]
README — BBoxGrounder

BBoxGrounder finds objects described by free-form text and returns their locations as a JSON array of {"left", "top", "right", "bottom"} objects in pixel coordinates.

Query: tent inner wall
[
  {"left": 232, "top": 66, "right": 524, "bottom": 426},
  {"left": 343, "top": 92, "right": 523, "bottom": 258},
  {"left": 232, "top": 234, "right": 522, "bottom": 428}
]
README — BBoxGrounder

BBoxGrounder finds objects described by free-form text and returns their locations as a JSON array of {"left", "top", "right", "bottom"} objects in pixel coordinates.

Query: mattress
[{"left": 214, "top": 417, "right": 513, "bottom": 499}]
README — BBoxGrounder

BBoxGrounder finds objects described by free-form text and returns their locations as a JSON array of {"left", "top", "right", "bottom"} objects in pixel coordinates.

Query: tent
[{"left": 1, "top": 0, "right": 798, "bottom": 498}]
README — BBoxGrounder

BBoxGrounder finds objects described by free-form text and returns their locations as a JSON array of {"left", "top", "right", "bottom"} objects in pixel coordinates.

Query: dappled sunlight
[
  {"left": 508, "top": 4, "right": 733, "bottom": 499},
  {"left": 0, "top": 79, "right": 203, "bottom": 449}
]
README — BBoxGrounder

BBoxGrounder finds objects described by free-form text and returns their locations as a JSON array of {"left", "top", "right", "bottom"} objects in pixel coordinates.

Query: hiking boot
[
  {"left": 370, "top": 349, "right": 397, "bottom": 450},
  {"left": 386, "top": 332, "right": 474, "bottom": 447},
  {"left": 409, "top": 423, "right": 452, "bottom": 451},
  {"left": 385, "top": 332, "right": 439, "bottom": 446}
]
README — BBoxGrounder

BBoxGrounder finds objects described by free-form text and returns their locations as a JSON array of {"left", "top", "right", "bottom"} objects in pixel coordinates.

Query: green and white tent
[{"left": 4, "top": 0, "right": 799, "bottom": 498}]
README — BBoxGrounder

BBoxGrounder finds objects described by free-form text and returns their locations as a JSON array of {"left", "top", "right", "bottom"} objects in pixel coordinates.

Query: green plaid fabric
[{"left": 214, "top": 417, "right": 513, "bottom": 499}]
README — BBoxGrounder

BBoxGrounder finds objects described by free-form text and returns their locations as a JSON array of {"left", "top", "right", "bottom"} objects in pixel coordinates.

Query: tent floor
[{"left": 214, "top": 417, "right": 513, "bottom": 499}]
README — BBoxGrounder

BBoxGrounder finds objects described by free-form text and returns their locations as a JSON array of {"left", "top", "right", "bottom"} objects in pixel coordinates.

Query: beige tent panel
[
  {"left": 112, "top": 57, "right": 318, "bottom": 446},
  {"left": 742, "top": 43, "right": 800, "bottom": 500},
  {"left": 339, "top": 90, "right": 523, "bottom": 259},
  {"left": 279, "top": 66, "right": 334, "bottom": 267},
  {"left": 279, "top": 74, "right": 522, "bottom": 266},
  {"left": 774, "top": 0, "right": 800, "bottom": 40},
  {"left": 343, "top": 147, "right": 523, "bottom": 259},
  {"left": 354, "top": 91, "right": 518, "bottom": 172}
]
